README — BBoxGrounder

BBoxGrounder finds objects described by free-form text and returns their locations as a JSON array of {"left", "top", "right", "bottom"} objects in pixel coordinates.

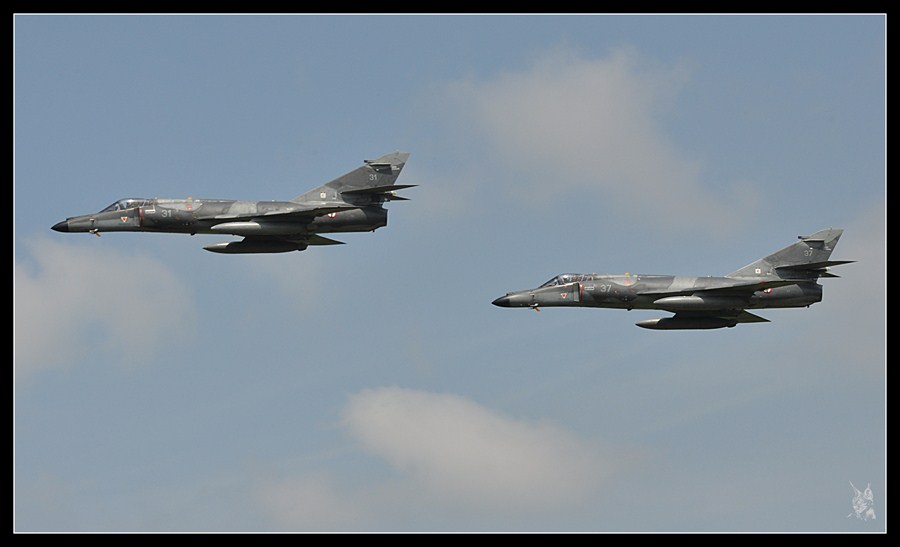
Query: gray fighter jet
[
  {"left": 51, "top": 152, "right": 413, "bottom": 254},
  {"left": 492, "top": 228, "right": 852, "bottom": 329}
]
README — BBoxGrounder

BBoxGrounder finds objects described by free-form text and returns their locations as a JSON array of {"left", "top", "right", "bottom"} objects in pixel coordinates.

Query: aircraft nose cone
[
  {"left": 51, "top": 220, "right": 69, "bottom": 232},
  {"left": 492, "top": 295, "right": 511, "bottom": 307}
]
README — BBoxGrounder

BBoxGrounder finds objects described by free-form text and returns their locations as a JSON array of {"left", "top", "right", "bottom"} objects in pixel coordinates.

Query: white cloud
[
  {"left": 442, "top": 46, "right": 757, "bottom": 232},
  {"left": 803, "top": 201, "right": 885, "bottom": 377},
  {"left": 341, "top": 387, "right": 610, "bottom": 509},
  {"left": 255, "top": 472, "right": 370, "bottom": 531},
  {"left": 253, "top": 387, "right": 614, "bottom": 530},
  {"left": 14, "top": 238, "right": 196, "bottom": 379}
]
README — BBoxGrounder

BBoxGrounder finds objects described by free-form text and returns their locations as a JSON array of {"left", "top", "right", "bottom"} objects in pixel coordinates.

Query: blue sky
[{"left": 14, "top": 14, "right": 885, "bottom": 532}]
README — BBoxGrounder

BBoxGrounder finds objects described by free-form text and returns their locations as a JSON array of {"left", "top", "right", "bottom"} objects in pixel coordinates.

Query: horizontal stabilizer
[
  {"left": 342, "top": 184, "right": 416, "bottom": 202},
  {"left": 341, "top": 184, "right": 417, "bottom": 196},
  {"left": 776, "top": 260, "right": 855, "bottom": 271},
  {"left": 775, "top": 259, "right": 855, "bottom": 279}
]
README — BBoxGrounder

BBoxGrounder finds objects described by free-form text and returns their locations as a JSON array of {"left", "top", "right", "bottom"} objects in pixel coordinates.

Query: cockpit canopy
[
  {"left": 539, "top": 273, "right": 640, "bottom": 288},
  {"left": 100, "top": 198, "right": 152, "bottom": 213},
  {"left": 539, "top": 273, "right": 594, "bottom": 288}
]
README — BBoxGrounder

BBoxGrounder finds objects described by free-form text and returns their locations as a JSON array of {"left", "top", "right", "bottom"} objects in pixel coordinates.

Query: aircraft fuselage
[
  {"left": 52, "top": 198, "right": 388, "bottom": 237},
  {"left": 492, "top": 273, "right": 822, "bottom": 312}
]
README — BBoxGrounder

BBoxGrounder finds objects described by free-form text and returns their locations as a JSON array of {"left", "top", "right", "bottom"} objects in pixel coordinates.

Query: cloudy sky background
[{"left": 15, "top": 14, "right": 884, "bottom": 532}]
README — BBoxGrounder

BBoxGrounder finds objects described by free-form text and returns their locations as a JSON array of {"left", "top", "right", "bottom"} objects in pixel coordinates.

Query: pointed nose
[
  {"left": 51, "top": 220, "right": 69, "bottom": 232},
  {"left": 492, "top": 295, "right": 511, "bottom": 307}
]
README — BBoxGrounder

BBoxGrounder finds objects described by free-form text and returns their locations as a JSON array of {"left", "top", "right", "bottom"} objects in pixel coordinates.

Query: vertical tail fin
[
  {"left": 292, "top": 152, "right": 412, "bottom": 205},
  {"left": 727, "top": 228, "right": 853, "bottom": 279}
]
